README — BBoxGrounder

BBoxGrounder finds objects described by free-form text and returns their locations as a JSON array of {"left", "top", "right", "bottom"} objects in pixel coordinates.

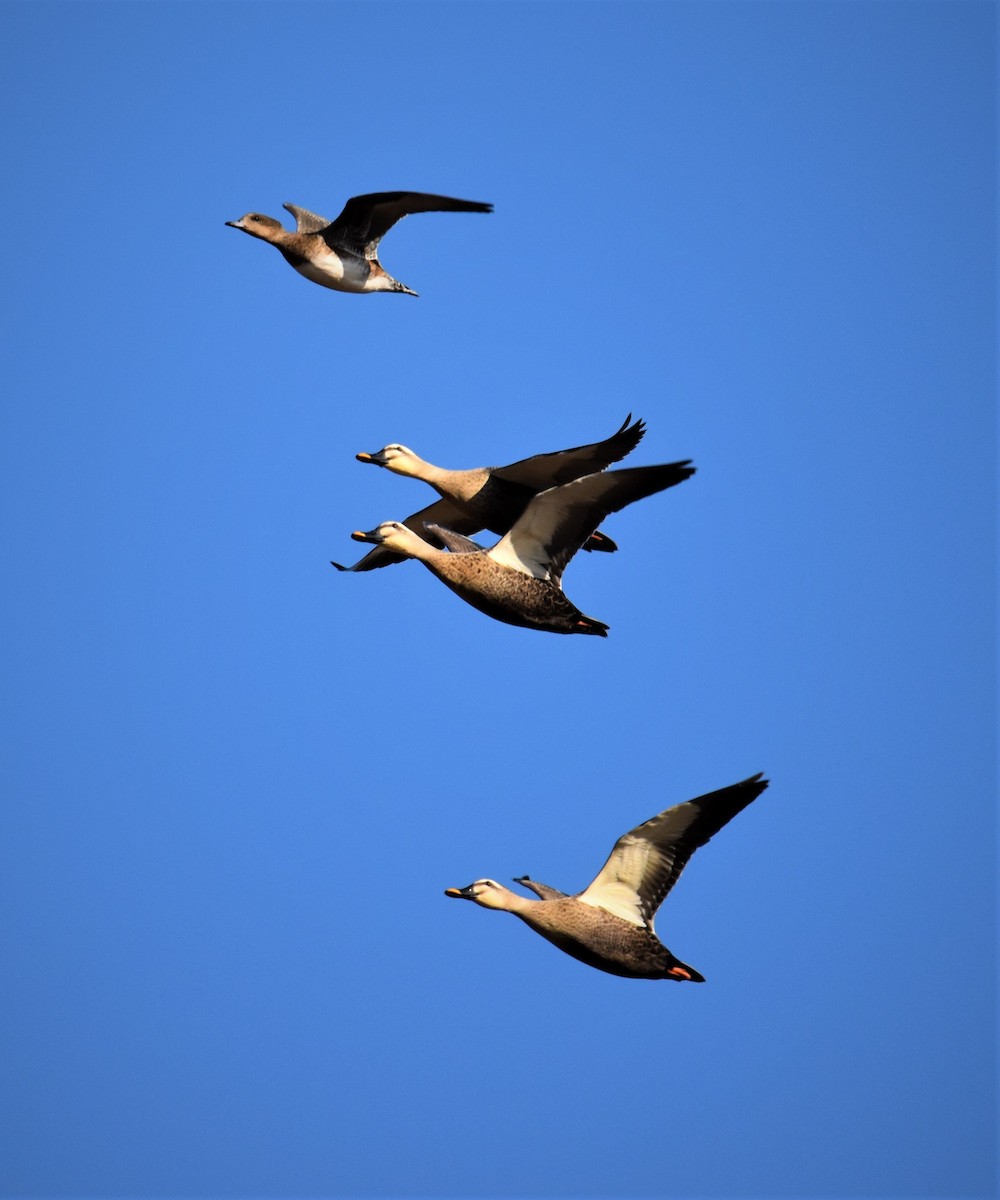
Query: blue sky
[{"left": 0, "top": 2, "right": 995, "bottom": 1197}]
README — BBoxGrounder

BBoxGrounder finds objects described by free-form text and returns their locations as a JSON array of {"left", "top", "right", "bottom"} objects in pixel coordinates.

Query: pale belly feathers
[{"left": 294, "top": 251, "right": 373, "bottom": 293}]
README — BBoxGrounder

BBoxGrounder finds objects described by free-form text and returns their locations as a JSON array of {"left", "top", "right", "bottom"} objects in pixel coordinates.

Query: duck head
[
  {"left": 350, "top": 521, "right": 429, "bottom": 559},
  {"left": 355, "top": 444, "right": 427, "bottom": 479},
  {"left": 444, "top": 879, "right": 515, "bottom": 910},
  {"left": 225, "top": 212, "right": 285, "bottom": 241}
]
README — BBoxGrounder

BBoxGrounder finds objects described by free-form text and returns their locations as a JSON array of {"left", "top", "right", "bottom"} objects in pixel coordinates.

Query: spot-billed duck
[
  {"left": 337, "top": 415, "right": 646, "bottom": 572},
  {"left": 338, "top": 460, "right": 695, "bottom": 635},
  {"left": 446, "top": 774, "right": 768, "bottom": 980}
]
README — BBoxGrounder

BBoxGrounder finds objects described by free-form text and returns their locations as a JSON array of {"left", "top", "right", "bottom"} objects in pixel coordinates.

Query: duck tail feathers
[{"left": 582, "top": 530, "right": 619, "bottom": 553}]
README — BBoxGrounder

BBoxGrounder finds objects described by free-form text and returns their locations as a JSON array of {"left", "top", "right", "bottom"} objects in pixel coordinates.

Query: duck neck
[
  {"left": 395, "top": 452, "right": 447, "bottom": 488},
  {"left": 267, "top": 227, "right": 297, "bottom": 249},
  {"left": 494, "top": 886, "right": 536, "bottom": 917},
  {"left": 392, "top": 533, "right": 449, "bottom": 566}
]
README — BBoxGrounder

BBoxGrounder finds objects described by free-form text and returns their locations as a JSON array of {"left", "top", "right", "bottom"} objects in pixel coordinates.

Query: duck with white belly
[{"left": 226, "top": 190, "right": 492, "bottom": 296}]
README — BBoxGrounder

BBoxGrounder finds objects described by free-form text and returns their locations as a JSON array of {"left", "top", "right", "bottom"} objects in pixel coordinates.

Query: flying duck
[
  {"left": 225, "top": 190, "right": 493, "bottom": 295},
  {"left": 446, "top": 773, "right": 769, "bottom": 981},
  {"left": 338, "top": 459, "right": 695, "bottom": 635},
  {"left": 335, "top": 415, "right": 646, "bottom": 572}
]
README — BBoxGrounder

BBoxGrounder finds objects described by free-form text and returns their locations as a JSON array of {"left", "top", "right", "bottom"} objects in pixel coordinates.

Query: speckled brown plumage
[
  {"left": 446, "top": 774, "right": 769, "bottom": 981},
  {"left": 422, "top": 547, "right": 610, "bottom": 636},
  {"left": 515, "top": 898, "right": 702, "bottom": 980},
  {"left": 339, "top": 460, "right": 695, "bottom": 635}
]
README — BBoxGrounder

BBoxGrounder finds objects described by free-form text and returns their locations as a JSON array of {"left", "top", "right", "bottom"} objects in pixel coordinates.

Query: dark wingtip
[
  {"left": 662, "top": 460, "right": 696, "bottom": 489},
  {"left": 603, "top": 413, "right": 647, "bottom": 464},
  {"left": 438, "top": 197, "right": 492, "bottom": 215},
  {"left": 330, "top": 561, "right": 349, "bottom": 572},
  {"left": 621, "top": 412, "right": 646, "bottom": 438}
]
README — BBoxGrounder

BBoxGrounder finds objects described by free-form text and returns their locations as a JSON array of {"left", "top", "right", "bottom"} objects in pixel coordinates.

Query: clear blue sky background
[{"left": 0, "top": 3, "right": 995, "bottom": 1198}]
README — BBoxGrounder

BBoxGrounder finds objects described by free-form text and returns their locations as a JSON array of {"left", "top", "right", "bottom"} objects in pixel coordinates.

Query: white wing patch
[
  {"left": 487, "top": 536, "right": 551, "bottom": 580},
  {"left": 487, "top": 485, "right": 588, "bottom": 582},
  {"left": 577, "top": 836, "right": 659, "bottom": 929},
  {"left": 577, "top": 882, "right": 646, "bottom": 927}
]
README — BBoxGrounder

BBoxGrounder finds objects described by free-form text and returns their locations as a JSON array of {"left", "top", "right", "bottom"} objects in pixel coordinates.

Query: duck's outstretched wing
[
  {"left": 513, "top": 875, "right": 568, "bottom": 901},
  {"left": 492, "top": 415, "right": 646, "bottom": 490},
  {"left": 322, "top": 191, "right": 493, "bottom": 259},
  {"left": 283, "top": 203, "right": 332, "bottom": 233},
  {"left": 487, "top": 460, "right": 695, "bottom": 583},
  {"left": 423, "top": 524, "right": 487, "bottom": 554},
  {"left": 332, "top": 498, "right": 475, "bottom": 572},
  {"left": 577, "top": 774, "right": 769, "bottom": 930}
]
